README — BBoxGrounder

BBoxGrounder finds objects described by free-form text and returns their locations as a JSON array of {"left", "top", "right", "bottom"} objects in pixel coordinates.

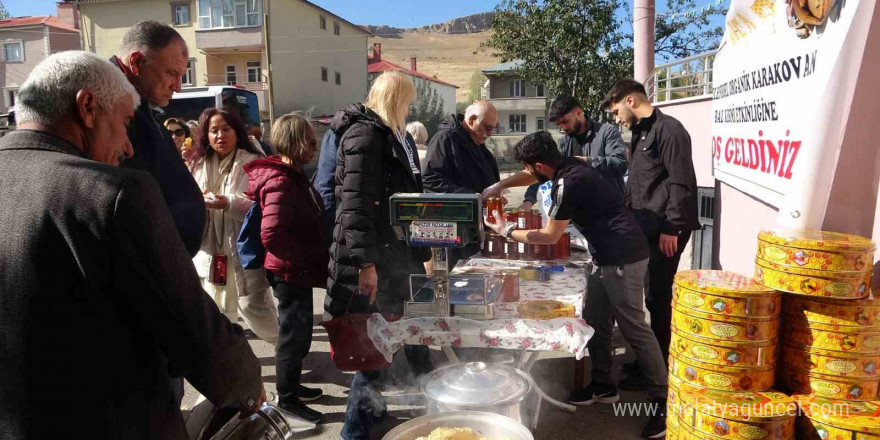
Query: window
[
  {"left": 536, "top": 117, "right": 544, "bottom": 131},
  {"left": 333, "top": 22, "right": 340, "bottom": 35},
  {"left": 509, "top": 114, "right": 526, "bottom": 133},
  {"left": 182, "top": 59, "right": 195, "bottom": 86},
  {"left": 247, "top": 61, "right": 261, "bottom": 83},
  {"left": 3, "top": 42, "right": 23, "bottom": 62},
  {"left": 225, "top": 65, "right": 237, "bottom": 85},
  {"left": 172, "top": 4, "right": 190, "bottom": 25},
  {"left": 510, "top": 79, "right": 525, "bottom": 97},
  {"left": 321, "top": 67, "right": 328, "bottom": 82},
  {"left": 319, "top": 15, "right": 326, "bottom": 30},
  {"left": 6, "top": 89, "right": 17, "bottom": 107},
  {"left": 536, "top": 83, "right": 545, "bottom": 97},
  {"left": 335, "top": 71, "right": 341, "bottom": 85},
  {"left": 198, "top": 0, "right": 261, "bottom": 29}
]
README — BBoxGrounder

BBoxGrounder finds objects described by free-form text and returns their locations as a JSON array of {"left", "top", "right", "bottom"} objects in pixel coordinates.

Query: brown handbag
[{"left": 321, "top": 297, "right": 395, "bottom": 371}]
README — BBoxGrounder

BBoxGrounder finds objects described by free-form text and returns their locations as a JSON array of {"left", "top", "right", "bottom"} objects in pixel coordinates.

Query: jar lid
[
  {"left": 421, "top": 362, "right": 534, "bottom": 407},
  {"left": 674, "top": 270, "right": 777, "bottom": 297},
  {"left": 758, "top": 229, "right": 876, "bottom": 252},
  {"left": 679, "top": 385, "right": 797, "bottom": 421},
  {"left": 796, "top": 394, "right": 880, "bottom": 434}
]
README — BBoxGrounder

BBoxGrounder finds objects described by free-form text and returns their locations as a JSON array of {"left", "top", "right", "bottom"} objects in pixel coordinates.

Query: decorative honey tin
[
  {"left": 517, "top": 300, "right": 575, "bottom": 319},
  {"left": 671, "top": 327, "right": 777, "bottom": 368},
  {"left": 668, "top": 413, "right": 682, "bottom": 440},
  {"left": 673, "top": 284, "right": 781, "bottom": 318},
  {"left": 675, "top": 270, "right": 779, "bottom": 297},
  {"left": 779, "top": 344, "right": 880, "bottom": 378},
  {"left": 679, "top": 386, "right": 796, "bottom": 440},
  {"left": 777, "top": 366, "right": 879, "bottom": 401},
  {"left": 782, "top": 321, "right": 880, "bottom": 354},
  {"left": 670, "top": 352, "right": 776, "bottom": 392},
  {"left": 757, "top": 229, "right": 875, "bottom": 270},
  {"left": 783, "top": 293, "right": 880, "bottom": 328},
  {"left": 755, "top": 259, "right": 871, "bottom": 299},
  {"left": 672, "top": 302, "right": 780, "bottom": 344},
  {"left": 795, "top": 394, "right": 880, "bottom": 436}
]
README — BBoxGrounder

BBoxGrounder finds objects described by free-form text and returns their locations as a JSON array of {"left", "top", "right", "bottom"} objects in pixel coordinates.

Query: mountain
[{"left": 361, "top": 12, "right": 495, "bottom": 37}]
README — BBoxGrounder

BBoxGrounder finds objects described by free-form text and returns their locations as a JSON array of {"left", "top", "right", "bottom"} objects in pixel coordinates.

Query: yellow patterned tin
[
  {"left": 779, "top": 344, "right": 880, "bottom": 379},
  {"left": 685, "top": 390, "right": 796, "bottom": 440},
  {"left": 670, "top": 352, "right": 776, "bottom": 392},
  {"left": 672, "top": 302, "right": 780, "bottom": 344},
  {"left": 783, "top": 293, "right": 880, "bottom": 328},
  {"left": 675, "top": 270, "right": 778, "bottom": 297},
  {"left": 795, "top": 394, "right": 880, "bottom": 436},
  {"left": 782, "top": 321, "right": 880, "bottom": 354},
  {"left": 755, "top": 259, "right": 871, "bottom": 299},
  {"left": 777, "top": 365, "right": 879, "bottom": 401},
  {"left": 679, "top": 417, "right": 794, "bottom": 440},
  {"left": 757, "top": 230, "right": 874, "bottom": 272},
  {"left": 668, "top": 416, "right": 681, "bottom": 440},
  {"left": 674, "top": 284, "right": 782, "bottom": 318},
  {"left": 671, "top": 327, "right": 777, "bottom": 368}
]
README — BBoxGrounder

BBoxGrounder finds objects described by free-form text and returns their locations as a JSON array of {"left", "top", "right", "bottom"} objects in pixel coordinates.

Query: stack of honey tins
[
  {"left": 794, "top": 394, "right": 880, "bottom": 440},
  {"left": 667, "top": 270, "right": 786, "bottom": 440},
  {"left": 752, "top": 229, "right": 880, "bottom": 401},
  {"left": 677, "top": 385, "right": 797, "bottom": 440}
]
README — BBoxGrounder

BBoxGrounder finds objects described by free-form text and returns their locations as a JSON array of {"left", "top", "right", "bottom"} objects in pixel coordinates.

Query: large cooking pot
[
  {"left": 191, "top": 402, "right": 316, "bottom": 440},
  {"left": 421, "top": 362, "right": 539, "bottom": 429},
  {"left": 382, "top": 410, "right": 534, "bottom": 440}
]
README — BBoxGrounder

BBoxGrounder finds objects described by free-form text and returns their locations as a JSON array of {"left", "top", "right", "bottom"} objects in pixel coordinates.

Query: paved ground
[{"left": 182, "top": 177, "right": 657, "bottom": 439}]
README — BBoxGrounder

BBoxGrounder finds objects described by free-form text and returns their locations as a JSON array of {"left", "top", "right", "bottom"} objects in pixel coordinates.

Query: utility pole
[
  {"left": 263, "top": 2, "right": 275, "bottom": 127},
  {"left": 634, "top": 0, "right": 656, "bottom": 82}
]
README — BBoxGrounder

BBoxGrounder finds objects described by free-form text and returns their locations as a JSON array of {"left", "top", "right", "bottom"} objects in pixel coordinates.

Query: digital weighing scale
[{"left": 389, "top": 193, "right": 489, "bottom": 318}]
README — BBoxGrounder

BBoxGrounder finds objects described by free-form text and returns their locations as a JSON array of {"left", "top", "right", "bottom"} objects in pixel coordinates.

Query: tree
[
  {"left": 487, "top": 0, "right": 723, "bottom": 117},
  {"left": 0, "top": 1, "right": 9, "bottom": 19},
  {"left": 409, "top": 79, "right": 446, "bottom": 140},
  {"left": 467, "top": 71, "right": 488, "bottom": 103}
]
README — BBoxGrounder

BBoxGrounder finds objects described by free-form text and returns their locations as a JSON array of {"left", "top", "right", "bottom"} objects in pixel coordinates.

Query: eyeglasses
[
  {"left": 168, "top": 128, "right": 186, "bottom": 137},
  {"left": 482, "top": 123, "right": 495, "bottom": 134}
]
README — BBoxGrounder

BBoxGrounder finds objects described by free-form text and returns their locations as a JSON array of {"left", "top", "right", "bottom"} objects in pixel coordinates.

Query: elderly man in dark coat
[{"left": 0, "top": 51, "right": 264, "bottom": 440}]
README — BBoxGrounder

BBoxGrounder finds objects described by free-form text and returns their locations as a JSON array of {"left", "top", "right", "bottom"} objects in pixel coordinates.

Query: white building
[
  {"left": 480, "top": 60, "right": 550, "bottom": 135},
  {"left": 367, "top": 43, "right": 457, "bottom": 115}
]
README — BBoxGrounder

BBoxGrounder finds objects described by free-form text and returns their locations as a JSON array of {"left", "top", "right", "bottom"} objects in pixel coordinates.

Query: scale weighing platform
[{"left": 389, "top": 193, "right": 490, "bottom": 319}]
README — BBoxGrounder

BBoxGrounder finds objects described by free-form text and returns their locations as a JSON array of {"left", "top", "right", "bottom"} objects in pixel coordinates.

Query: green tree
[
  {"left": 0, "top": 1, "right": 9, "bottom": 19},
  {"left": 409, "top": 79, "right": 446, "bottom": 141},
  {"left": 487, "top": 0, "right": 723, "bottom": 117},
  {"left": 467, "top": 71, "right": 487, "bottom": 103}
]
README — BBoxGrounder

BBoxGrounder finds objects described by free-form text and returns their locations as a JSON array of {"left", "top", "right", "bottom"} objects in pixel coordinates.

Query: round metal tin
[
  {"left": 795, "top": 394, "right": 880, "bottom": 435},
  {"left": 783, "top": 293, "right": 880, "bottom": 327},
  {"left": 757, "top": 229, "right": 876, "bottom": 253},
  {"left": 755, "top": 259, "right": 871, "bottom": 299},
  {"left": 679, "top": 415, "right": 794, "bottom": 440},
  {"left": 675, "top": 270, "right": 778, "bottom": 297},
  {"left": 673, "top": 284, "right": 781, "bottom": 318},
  {"left": 777, "top": 365, "right": 879, "bottom": 401},
  {"left": 670, "top": 352, "right": 776, "bottom": 392},
  {"left": 671, "top": 328, "right": 777, "bottom": 368},
  {"left": 672, "top": 302, "right": 780, "bottom": 344},
  {"left": 757, "top": 239, "right": 873, "bottom": 272},
  {"left": 779, "top": 344, "right": 880, "bottom": 378},
  {"left": 782, "top": 321, "right": 880, "bottom": 354}
]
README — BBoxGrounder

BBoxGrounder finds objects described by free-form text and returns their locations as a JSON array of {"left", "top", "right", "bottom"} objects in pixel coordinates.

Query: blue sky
[{"left": 5, "top": 0, "right": 722, "bottom": 29}]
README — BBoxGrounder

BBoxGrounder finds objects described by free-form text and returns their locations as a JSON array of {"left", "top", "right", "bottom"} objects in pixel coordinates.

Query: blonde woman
[
  {"left": 326, "top": 71, "right": 433, "bottom": 440},
  {"left": 243, "top": 113, "right": 328, "bottom": 423}
]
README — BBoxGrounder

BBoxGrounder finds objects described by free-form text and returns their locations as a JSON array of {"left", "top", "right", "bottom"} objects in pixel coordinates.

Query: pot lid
[{"left": 421, "top": 362, "right": 533, "bottom": 407}]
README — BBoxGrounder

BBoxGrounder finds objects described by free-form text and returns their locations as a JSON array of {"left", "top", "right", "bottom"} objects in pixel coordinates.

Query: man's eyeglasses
[
  {"left": 168, "top": 128, "right": 186, "bottom": 137},
  {"left": 482, "top": 123, "right": 495, "bottom": 134}
]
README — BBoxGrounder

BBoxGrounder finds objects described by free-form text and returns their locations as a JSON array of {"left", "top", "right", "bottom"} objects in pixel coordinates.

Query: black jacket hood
[
  {"left": 438, "top": 113, "right": 465, "bottom": 132},
  {"left": 330, "top": 103, "right": 388, "bottom": 135}
]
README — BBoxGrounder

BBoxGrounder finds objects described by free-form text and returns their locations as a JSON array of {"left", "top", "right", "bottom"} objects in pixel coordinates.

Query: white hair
[
  {"left": 464, "top": 101, "right": 496, "bottom": 122},
  {"left": 406, "top": 121, "right": 428, "bottom": 144},
  {"left": 16, "top": 51, "right": 139, "bottom": 126}
]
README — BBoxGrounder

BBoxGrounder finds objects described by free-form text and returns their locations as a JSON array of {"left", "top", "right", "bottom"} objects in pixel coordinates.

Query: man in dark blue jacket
[{"left": 314, "top": 113, "right": 344, "bottom": 246}]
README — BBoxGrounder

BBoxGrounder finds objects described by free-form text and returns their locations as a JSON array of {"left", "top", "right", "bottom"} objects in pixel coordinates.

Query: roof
[
  {"left": 367, "top": 60, "right": 459, "bottom": 89},
  {"left": 481, "top": 60, "right": 524, "bottom": 74},
  {"left": 0, "top": 16, "right": 79, "bottom": 32},
  {"left": 299, "top": 0, "right": 373, "bottom": 36}
]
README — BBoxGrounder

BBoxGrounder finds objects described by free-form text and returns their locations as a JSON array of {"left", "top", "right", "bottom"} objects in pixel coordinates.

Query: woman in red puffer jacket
[{"left": 243, "top": 112, "right": 328, "bottom": 423}]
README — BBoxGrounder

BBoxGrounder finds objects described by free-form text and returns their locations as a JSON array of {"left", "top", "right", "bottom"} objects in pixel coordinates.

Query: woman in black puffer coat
[{"left": 326, "top": 71, "right": 433, "bottom": 440}]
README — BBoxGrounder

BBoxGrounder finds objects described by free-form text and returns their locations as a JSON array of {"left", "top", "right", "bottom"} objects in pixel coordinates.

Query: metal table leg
[
  {"left": 519, "top": 350, "right": 577, "bottom": 414},
  {"left": 441, "top": 346, "right": 460, "bottom": 363}
]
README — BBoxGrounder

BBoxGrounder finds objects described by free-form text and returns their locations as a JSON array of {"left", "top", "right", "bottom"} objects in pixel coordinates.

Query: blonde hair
[
  {"left": 406, "top": 121, "right": 428, "bottom": 144},
  {"left": 365, "top": 71, "right": 415, "bottom": 136},
  {"left": 270, "top": 112, "right": 315, "bottom": 165}
]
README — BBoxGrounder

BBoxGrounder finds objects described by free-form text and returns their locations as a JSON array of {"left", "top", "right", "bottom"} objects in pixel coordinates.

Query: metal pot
[
  {"left": 382, "top": 410, "right": 534, "bottom": 440},
  {"left": 421, "top": 362, "right": 539, "bottom": 429},
  {"left": 193, "top": 402, "right": 316, "bottom": 440}
]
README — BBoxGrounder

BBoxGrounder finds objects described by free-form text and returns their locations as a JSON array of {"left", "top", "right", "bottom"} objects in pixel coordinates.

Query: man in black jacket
[
  {"left": 421, "top": 101, "right": 500, "bottom": 267},
  {"left": 602, "top": 79, "right": 701, "bottom": 382},
  {"left": 522, "top": 95, "right": 627, "bottom": 209},
  {"left": 0, "top": 50, "right": 263, "bottom": 440},
  {"left": 112, "top": 21, "right": 205, "bottom": 257}
]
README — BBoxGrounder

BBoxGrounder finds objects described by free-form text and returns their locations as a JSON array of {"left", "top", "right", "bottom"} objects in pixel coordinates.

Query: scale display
[
  {"left": 409, "top": 221, "right": 462, "bottom": 247},
  {"left": 395, "top": 202, "right": 474, "bottom": 222}
]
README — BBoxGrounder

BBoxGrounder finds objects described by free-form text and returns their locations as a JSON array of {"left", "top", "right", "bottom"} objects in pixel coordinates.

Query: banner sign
[{"left": 711, "top": 0, "right": 873, "bottom": 220}]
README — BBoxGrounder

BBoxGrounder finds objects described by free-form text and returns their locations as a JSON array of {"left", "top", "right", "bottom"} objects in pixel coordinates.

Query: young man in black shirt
[
  {"left": 602, "top": 79, "right": 701, "bottom": 388},
  {"left": 483, "top": 132, "right": 669, "bottom": 439}
]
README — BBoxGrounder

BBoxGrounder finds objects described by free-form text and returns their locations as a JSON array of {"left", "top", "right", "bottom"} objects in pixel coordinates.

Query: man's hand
[
  {"left": 481, "top": 182, "right": 503, "bottom": 201},
  {"left": 520, "top": 201, "right": 534, "bottom": 210},
  {"left": 239, "top": 384, "right": 268, "bottom": 419},
  {"left": 358, "top": 265, "right": 378, "bottom": 304},
  {"left": 484, "top": 210, "right": 507, "bottom": 236},
  {"left": 659, "top": 233, "right": 679, "bottom": 258}
]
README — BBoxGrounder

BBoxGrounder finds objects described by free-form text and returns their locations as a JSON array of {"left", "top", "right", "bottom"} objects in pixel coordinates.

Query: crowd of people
[{"left": 0, "top": 17, "right": 699, "bottom": 440}]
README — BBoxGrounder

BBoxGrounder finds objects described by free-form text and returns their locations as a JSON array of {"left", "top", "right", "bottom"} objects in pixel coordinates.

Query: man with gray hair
[
  {"left": 0, "top": 51, "right": 264, "bottom": 439},
  {"left": 112, "top": 20, "right": 205, "bottom": 257},
  {"left": 422, "top": 100, "right": 501, "bottom": 267}
]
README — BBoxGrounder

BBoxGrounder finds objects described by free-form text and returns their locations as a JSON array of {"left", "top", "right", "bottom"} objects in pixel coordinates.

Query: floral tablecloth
[{"left": 366, "top": 253, "right": 595, "bottom": 361}]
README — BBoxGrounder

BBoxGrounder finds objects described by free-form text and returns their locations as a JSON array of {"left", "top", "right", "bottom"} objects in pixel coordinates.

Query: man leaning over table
[{"left": 482, "top": 131, "right": 669, "bottom": 439}]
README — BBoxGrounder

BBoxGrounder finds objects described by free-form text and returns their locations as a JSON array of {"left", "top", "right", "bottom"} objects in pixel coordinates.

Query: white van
[{"left": 162, "top": 86, "right": 261, "bottom": 128}]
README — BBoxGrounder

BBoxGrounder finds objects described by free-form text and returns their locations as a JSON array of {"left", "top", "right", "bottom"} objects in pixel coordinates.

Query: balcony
[
  {"left": 645, "top": 50, "right": 716, "bottom": 104},
  {"left": 485, "top": 97, "right": 547, "bottom": 112},
  {"left": 195, "top": 26, "right": 264, "bottom": 51}
]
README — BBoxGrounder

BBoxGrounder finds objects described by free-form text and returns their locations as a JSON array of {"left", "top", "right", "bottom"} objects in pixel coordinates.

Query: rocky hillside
[{"left": 361, "top": 12, "right": 495, "bottom": 37}]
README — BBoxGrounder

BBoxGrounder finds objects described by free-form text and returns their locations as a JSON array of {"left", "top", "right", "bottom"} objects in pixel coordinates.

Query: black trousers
[
  {"left": 272, "top": 281, "right": 313, "bottom": 406},
  {"left": 632, "top": 209, "right": 691, "bottom": 364}
]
